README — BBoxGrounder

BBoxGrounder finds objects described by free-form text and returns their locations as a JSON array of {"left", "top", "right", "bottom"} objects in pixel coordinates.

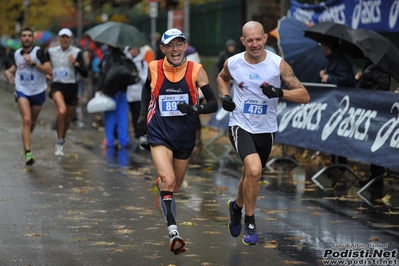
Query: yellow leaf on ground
[
  {"left": 203, "top": 231, "right": 222, "bottom": 234},
  {"left": 380, "top": 194, "right": 392, "bottom": 206},
  {"left": 180, "top": 221, "right": 197, "bottom": 226},
  {"left": 106, "top": 248, "right": 128, "bottom": 252},
  {"left": 304, "top": 188, "right": 316, "bottom": 191},
  {"left": 264, "top": 240, "right": 278, "bottom": 249},
  {"left": 120, "top": 206, "right": 146, "bottom": 211},
  {"left": 92, "top": 241, "right": 115, "bottom": 246},
  {"left": 115, "top": 229, "right": 134, "bottom": 234},
  {"left": 126, "top": 170, "right": 145, "bottom": 176},
  {"left": 370, "top": 222, "right": 399, "bottom": 227},
  {"left": 264, "top": 209, "right": 287, "bottom": 214},
  {"left": 25, "top": 232, "right": 45, "bottom": 237},
  {"left": 263, "top": 243, "right": 278, "bottom": 249}
]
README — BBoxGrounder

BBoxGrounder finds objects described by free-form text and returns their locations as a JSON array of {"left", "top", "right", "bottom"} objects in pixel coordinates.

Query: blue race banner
[
  {"left": 276, "top": 85, "right": 399, "bottom": 170},
  {"left": 290, "top": 0, "right": 399, "bottom": 33}
]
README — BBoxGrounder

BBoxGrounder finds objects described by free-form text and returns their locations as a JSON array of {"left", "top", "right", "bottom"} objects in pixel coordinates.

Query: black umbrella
[
  {"left": 304, "top": 22, "right": 364, "bottom": 58},
  {"left": 347, "top": 29, "right": 399, "bottom": 82}
]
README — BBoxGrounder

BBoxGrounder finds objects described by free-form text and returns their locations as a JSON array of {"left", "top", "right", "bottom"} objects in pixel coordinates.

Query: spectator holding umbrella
[
  {"left": 356, "top": 59, "right": 390, "bottom": 190},
  {"left": 348, "top": 28, "right": 399, "bottom": 187},
  {"left": 319, "top": 36, "right": 356, "bottom": 169},
  {"left": 85, "top": 22, "right": 143, "bottom": 148},
  {"left": 319, "top": 36, "right": 356, "bottom": 87}
]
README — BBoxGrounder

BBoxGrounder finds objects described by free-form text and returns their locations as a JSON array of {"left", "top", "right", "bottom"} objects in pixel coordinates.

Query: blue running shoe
[
  {"left": 227, "top": 199, "right": 242, "bottom": 237},
  {"left": 242, "top": 223, "right": 258, "bottom": 245}
]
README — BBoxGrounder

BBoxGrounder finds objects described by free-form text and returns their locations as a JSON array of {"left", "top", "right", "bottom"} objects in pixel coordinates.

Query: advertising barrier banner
[
  {"left": 276, "top": 85, "right": 399, "bottom": 170},
  {"left": 290, "top": 0, "right": 399, "bottom": 33}
]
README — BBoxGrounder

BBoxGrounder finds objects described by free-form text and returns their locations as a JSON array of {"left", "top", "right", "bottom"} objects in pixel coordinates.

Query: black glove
[
  {"left": 260, "top": 83, "right": 284, "bottom": 98},
  {"left": 221, "top": 95, "right": 236, "bottom": 112},
  {"left": 137, "top": 113, "right": 147, "bottom": 133},
  {"left": 177, "top": 102, "right": 198, "bottom": 115}
]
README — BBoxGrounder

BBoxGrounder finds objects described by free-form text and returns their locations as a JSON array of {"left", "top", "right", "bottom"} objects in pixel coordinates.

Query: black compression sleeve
[
  {"left": 37, "top": 48, "right": 50, "bottom": 64},
  {"left": 197, "top": 84, "right": 218, "bottom": 114},
  {"left": 76, "top": 52, "right": 88, "bottom": 78},
  {"left": 140, "top": 77, "right": 151, "bottom": 115}
]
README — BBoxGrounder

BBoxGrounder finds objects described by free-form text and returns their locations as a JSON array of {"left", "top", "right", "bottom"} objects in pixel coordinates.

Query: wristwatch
[
  {"left": 31, "top": 63, "right": 36, "bottom": 67},
  {"left": 74, "top": 62, "right": 80, "bottom": 67}
]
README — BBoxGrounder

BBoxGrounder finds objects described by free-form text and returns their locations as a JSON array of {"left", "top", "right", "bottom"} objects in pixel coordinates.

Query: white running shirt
[
  {"left": 227, "top": 51, "right": 282, "bottom": 134},
  {"left": 14, "top": 46, "right": 48, "bottom": 96},
  {"left": 48, "top": 45, "right": 81, "bottom": 84}
]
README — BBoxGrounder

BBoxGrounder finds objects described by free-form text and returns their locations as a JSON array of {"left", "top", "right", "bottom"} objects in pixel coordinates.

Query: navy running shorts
[
  {"left": 151, "top": 143, "right": 194, "bottom": 160},
  {"left": 15, "top": 90, "right": 46, "bottom": 106}
]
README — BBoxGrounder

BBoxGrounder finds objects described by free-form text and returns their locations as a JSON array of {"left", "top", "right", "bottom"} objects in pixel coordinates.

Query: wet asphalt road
[{"left": 1, "top": 79, "right": 399, "bottom": 266}]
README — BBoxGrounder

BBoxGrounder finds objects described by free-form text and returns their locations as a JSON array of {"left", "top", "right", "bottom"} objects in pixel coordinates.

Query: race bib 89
[{"left": 158, "top": 94, "right": 189, "bottom": 117}]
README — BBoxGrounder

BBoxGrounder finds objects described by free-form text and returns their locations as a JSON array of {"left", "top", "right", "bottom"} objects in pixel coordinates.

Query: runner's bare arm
[
  {"left": 217, "top": 59, "right": 232, "bottom": 97},
  {"left": 196, "top": 67, "right": 210, "bottom": 88},
  {"left": 280, "top": 60, "right": 310, "bottom": 104},
  {"left": 4, "top": 65, "right": 16, "bottom": 85},
  {"left": 35, "top": 61, "right": 53, "bottom": 75}
]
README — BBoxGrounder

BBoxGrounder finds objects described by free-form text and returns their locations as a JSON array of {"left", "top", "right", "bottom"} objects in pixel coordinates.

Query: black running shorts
[
  {"left": 50, "top": 82, "right": 79, "bottom": 106},
  {"left": 228, "top": 126, "right": 274, "bottom": 167}
]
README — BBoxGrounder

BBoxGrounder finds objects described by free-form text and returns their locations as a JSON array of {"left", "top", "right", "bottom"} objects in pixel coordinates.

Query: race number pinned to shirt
[
  {"left": 159, "top": 94, "right": 189, "bottom": 116},
  {"left": 53, "top": 67, "right": 70, "bottom": 80},
  {"left": 19, "top": 71, "right": 35, "bottom": 82},
  {"left": 242, "top": 97, "right": 268, "bottom": 118}
]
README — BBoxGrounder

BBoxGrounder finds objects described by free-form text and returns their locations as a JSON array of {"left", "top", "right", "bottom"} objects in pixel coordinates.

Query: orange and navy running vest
[{"left": 146, "top": 59, "right": 202, "bottom": 149}]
